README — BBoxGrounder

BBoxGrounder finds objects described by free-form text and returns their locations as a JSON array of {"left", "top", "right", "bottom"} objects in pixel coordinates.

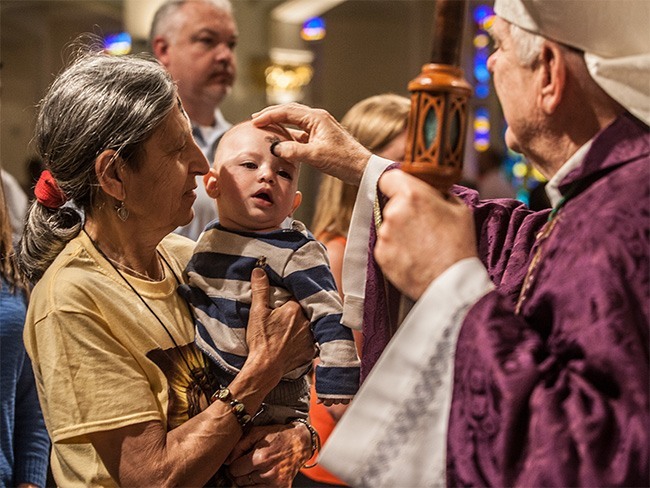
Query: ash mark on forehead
[
  {"left": 266, "top": 135, "right": 281, "bottom": 144},
  {"left": 268, "top": 136, "right": 281, "bottom": 157}
]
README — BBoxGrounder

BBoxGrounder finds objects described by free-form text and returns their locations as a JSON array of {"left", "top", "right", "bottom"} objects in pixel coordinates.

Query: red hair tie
[{"left": 34, "top": 170, "right": 67, "bottom": 209}]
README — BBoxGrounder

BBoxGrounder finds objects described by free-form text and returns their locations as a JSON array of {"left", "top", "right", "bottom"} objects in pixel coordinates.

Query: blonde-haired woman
[
  {"left": 297, "top": 93, "right": 410, "bottom": 488},
  {"left": 312, "top": 93, "right": 410, "bottom": 295}
]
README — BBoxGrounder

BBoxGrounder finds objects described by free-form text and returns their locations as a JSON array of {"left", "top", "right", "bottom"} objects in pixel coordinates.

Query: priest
[{"left": 252, "top": 0, "right": 649, "bottom": 485}]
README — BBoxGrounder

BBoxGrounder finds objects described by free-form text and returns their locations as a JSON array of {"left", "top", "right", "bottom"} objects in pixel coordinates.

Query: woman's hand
[
  {"left": 246, "top": 267, "right": 315, "bottom": 380},
  {"left": 226, "top": 422, "right": 312, "bottom": 487},
  {"left": 88, "top": 269, "right": 313, "bottom": 488},
  {"left": 251, "top": 103, "right": 372, "bottom": 185}
]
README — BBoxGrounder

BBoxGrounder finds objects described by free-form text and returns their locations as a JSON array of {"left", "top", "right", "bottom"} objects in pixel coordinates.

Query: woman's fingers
[{"left": 249, "top": 267, "right": 270, "bottom": 316}]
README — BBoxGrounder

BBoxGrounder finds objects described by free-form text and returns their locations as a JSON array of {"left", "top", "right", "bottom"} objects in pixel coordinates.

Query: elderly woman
[{"left": 19, "top": 47, "right": 315, "bottom": 487}]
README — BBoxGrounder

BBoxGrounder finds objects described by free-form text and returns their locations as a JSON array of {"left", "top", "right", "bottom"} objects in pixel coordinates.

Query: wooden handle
[
  {"left": 401, "top": 0, "right": 472, "bottom": 193},
  {"left": 430, "top": 0, "right": 467, "bottom": 65}
]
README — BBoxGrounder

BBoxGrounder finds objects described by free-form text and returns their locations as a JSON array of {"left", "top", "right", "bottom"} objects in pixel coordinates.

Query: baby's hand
[{"left": 317, "top": 398, "right": 351, "bottom": 406}]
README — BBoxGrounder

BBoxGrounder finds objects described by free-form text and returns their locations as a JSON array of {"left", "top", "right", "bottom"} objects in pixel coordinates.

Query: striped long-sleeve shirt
[{"left": 180, "top": 220, "right": 360, "bottom": 401}]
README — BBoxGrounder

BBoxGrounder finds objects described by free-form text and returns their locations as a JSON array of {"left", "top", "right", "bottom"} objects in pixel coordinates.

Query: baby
[{"left": 179, "top": 120, "right": 360, "bottom": 425}]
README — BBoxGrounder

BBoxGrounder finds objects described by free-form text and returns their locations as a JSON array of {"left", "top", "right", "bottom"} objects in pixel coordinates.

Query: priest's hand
[
  {"left": 251, "top": 103, "right": 372, "bottom": 185},
  {"left": 375, "top": 169, "right": 477, "bottom": 301}
]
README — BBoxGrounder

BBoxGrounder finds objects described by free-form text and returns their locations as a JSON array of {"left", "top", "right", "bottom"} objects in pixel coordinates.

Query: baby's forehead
[
  {"left": 227, "top": 121, "right": 291, "bottom": 143},
  {"left": 214, "top": 121, "right": 298, "bottom": 167}
]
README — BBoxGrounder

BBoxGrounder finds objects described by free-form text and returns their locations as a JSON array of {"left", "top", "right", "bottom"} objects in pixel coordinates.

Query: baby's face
[{"left": 211, "top": 121, "right": 301, "bottom": 232}]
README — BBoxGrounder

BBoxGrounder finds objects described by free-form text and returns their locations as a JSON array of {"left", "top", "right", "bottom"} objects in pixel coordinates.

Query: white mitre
[{"left": 494, "top": 0, "right": 650, "bottom": 125}]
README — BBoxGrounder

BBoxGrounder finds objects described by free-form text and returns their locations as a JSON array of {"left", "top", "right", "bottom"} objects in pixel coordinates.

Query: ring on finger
[{"left": 270, "top": 140, "right": 281, "bottom": 157}]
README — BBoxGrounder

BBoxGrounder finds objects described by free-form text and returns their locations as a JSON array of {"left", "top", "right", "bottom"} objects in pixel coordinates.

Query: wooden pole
[{"left": 401, "top": 0, "right": 472, "bottom": 193}]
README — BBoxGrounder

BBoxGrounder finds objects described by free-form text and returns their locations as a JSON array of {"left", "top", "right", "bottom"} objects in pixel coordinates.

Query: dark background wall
[{"left": 1, "top": 0, "right": 498, "bottom": 224}]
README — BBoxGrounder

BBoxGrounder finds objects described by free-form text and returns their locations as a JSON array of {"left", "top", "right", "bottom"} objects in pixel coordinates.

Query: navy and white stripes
[{"left": 180, "top": 220, "right": 360, "bottom": 401}]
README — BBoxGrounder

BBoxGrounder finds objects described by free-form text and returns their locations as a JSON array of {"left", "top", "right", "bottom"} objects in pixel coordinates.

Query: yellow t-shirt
[{"left": 24, "top": 231, "right": 211, "bottom": 487}]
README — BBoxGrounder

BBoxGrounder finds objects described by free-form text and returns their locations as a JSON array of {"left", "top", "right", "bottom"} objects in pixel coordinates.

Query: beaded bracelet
[
  {"left": 293, "top": 418, "right": 321, "bottom": 469},
  {"left": 210, "top": 387, "right": 254, "bottom": 434}
]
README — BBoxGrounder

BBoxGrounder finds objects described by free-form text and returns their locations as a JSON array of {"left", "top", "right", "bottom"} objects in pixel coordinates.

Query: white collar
[{"left": 544, "top": 139, "right": 593, "bottom": 208}]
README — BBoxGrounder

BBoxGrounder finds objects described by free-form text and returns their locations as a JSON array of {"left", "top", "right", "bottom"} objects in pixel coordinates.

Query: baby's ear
[
  {"left": 291, "top": 191, "right": 302, "bottom": 214},
  {"left": 204, "top": 168, "right": 220, "bottom": 198}
]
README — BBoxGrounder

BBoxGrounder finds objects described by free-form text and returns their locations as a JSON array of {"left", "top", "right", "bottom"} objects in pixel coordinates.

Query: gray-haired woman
[{"left": 20, "top": 46, "right": 315, "bottom": 487}]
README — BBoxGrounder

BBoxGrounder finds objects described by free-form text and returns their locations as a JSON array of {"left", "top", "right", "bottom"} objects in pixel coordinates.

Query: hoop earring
[{"left": 115, "top": 201, "right": 129, "bottom": 222}]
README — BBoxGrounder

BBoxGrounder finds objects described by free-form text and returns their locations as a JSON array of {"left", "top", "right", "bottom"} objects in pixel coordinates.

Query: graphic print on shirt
[
  {"left": 147, "top": 343, "right": 219, "bottom": 430},
  {"left": 147, "top": 344, "right": 234, "bottom": 486}
]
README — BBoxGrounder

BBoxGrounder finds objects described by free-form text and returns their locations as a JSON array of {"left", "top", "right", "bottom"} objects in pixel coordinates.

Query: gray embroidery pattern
[{"left": 357, "top": 305, "right": 471, "bottom": 487}]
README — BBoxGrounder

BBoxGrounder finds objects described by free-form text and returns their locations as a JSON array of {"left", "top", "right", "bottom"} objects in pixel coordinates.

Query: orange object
[{"left": 299, "top": 380, "right": 348, "bottom": 486}]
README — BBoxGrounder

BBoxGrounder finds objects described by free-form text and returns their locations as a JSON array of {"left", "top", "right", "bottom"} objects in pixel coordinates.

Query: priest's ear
[
  {"left": 95, "top": 150, "right": 127, "bottom": 200},
  {"left": 538, "top": 40, "right": 566, "bottom": 114},
  {"left": 204, "top": 167, "right": 220, "bottom": 198}
]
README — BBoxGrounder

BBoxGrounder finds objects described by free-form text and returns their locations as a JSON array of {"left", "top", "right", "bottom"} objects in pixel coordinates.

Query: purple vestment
[
  {"left": 448, "top": 113, "right": 649, "bottom": 486},
  {"left": 362, "top": 113, "right": 649, "bottom": 486}
]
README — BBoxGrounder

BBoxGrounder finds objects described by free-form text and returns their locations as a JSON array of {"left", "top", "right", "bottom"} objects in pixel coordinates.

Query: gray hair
[
  {"left": 149, "top": 0, "right": 233, "bottom": 47},
  {"left": 508, "top": 22, "right": 544, "bottom": 67},
  {"left": 19, "top": 45, "right": 177, "bottom": 282}
]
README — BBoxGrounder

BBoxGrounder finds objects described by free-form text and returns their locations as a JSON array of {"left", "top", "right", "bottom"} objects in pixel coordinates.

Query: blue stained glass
[
  {"left": 476, "top": 107, "right": 489, "bottom": 119},
  {"left": 473, "top": 5, "right": 494, "bottom": 24},
  {"left": 474, "top": 64, "right": 490, "bottom": 83},
  {"left": 475, "top": 49, "right": 489, "bottom": 61},
  {"left": 476, "top": 84, "right": 490, "bottom": 99},
  {"left": 303, "top": 17, "right": 325, "bottom": 30},
  {"left": 475, "top": 135, "right": 490, "bottom": 144},
  {"left": 104, "top": 32, "right": 132, "bottom": 55}
]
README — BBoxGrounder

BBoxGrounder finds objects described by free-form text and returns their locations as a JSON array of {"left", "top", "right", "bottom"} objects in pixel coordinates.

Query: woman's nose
[{"left": 189, "top": 143, "right": 210, "bottom": 175}]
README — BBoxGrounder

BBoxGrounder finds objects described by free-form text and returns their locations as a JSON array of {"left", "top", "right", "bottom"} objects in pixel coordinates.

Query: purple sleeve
[
  {"left": 453, "top": 185, "right": 549, "bottom": 294},
  {"left": 360, "top": 183, "right": 548, "bottom": 383}
]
